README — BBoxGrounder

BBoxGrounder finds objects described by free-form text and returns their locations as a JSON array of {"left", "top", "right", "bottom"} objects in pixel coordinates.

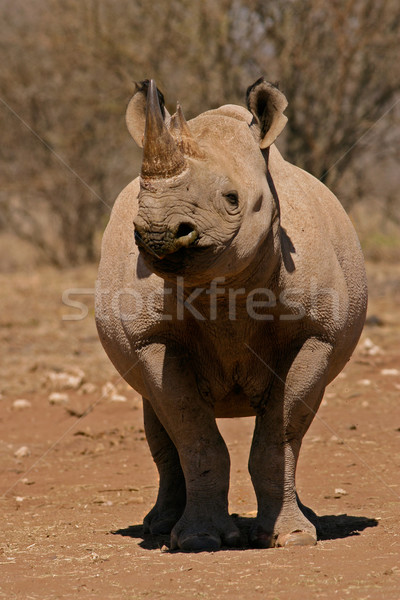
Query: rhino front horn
[{"left": 141, "top": 80, "right": 187, "bottom": 179}]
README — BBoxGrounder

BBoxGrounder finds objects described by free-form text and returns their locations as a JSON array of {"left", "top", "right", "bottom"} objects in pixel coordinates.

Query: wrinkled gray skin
[{"left": 96, "top": 79, "right": 367, "bottom": 552}]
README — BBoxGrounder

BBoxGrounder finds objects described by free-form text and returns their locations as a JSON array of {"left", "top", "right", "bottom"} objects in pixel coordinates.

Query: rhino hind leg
[
  {"left": 142, "top": 399, "right": 186, "bottom": 534},
  {"left": 248, "top": 338, "right": 333, "bottom": 548}
]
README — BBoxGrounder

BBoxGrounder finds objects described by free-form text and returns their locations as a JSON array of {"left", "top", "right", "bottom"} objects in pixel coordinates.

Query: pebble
[
  {"left": 14, "top": 446, "right": 31, "bottom": 458},
  {"left": 109, "top": 394, "right": 127, "bottom": 402},
  {"left": 330, "top": 435, "right": 343, "bottom": 445},
  {"left": 101, "top": 382, "right": 116, "bottom": 399},
  {"left": 46, "top": 368, "right": 85, "bottom": 391},
  {"left": 358, "top": 379, "right": 371, "bottom": 386},
  {"left": 381, "top": 368, "right": 399, "bottom": 376},
  {"left": 48, "top": 392, "right": 69, "bottom": 405},
  {"left": 12, "top": 399, "right": 32, "bottom": 410},
  {"left": 361, "top": 337, "right": 383, "bottom": 356},
  {"left": 334, "top": 488, "right": 348, "bottom": 497},
  {"left": 79, "top": 382, "right": 97, "bottom": 395},
  {"left": 365, "top": 315, "right": 384, "bottom": 327}
]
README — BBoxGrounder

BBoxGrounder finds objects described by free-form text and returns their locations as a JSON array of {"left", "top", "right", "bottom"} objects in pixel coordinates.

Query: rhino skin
[{"left": 96, "top": 78, "right": 367, "bottom": 552}]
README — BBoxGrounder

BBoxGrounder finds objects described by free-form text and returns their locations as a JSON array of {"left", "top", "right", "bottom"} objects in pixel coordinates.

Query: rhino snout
[{"left": 134, "top": 219, "right": 198, "bottom": 258}]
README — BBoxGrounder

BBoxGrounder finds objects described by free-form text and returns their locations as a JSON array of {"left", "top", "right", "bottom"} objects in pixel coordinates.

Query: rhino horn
[
  {"left": 141, "top": 80, "right": 186, "bottom": 179},
  {"left": 170, "top": 103, "right": 206, "bottom": 159}
]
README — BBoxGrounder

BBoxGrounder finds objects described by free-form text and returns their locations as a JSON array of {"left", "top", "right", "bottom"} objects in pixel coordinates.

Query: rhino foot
[
  {"left": 143, "top": 504, "right": 184, "bottom": 535},
  {"left": 276, "top": 530, "right": 317, "bottom": 547},
  {"left": 170, "top": 514, "right": 241, "bottom": 552},
  {"left": 250, "top": 524, "right": 317, "bottom": 549},
  {"left": 250, "top": 505, "right": 317, "bottom": 549}
]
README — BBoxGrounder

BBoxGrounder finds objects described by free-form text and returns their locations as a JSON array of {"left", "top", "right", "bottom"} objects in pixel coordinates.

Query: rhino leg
[
  {"left": 142, "top": 398, "right": 186, "bottom": 534},
  {"left": 141, "top": 345, "right": 241, "bottom": 552},
  {"left": 169, "top": 417, "right": 241, "bottom": 552},
  {"left": 248, "top": 338, "right": 333, "bottom": 548}
]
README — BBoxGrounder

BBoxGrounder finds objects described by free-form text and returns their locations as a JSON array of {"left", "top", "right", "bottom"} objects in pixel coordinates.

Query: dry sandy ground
[{"left": 0, "top": 261, "right": 399, "bottom": 599}]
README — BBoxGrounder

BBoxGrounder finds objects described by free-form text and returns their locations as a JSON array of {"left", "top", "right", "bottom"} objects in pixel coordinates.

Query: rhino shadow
[
  {"left": 280, "top": 226, "right": 296, "bottom": 273},
  {"left": 112, "top": 513, "right": 378, "bottom": 551}
]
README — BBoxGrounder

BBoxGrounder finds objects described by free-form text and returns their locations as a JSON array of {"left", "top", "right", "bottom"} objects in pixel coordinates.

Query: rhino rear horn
[
  {"left": 140, "top": 80, "right": 186, "bottom": 179},
  {"left": 246, "top": 78, "right": 288, "bottom": 149},
  {"left": 170, "top": 104, "right": 206, "bottom": 159}
]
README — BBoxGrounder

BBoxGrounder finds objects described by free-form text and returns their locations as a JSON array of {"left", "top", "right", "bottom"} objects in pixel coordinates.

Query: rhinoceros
[{"left": 95, "top": 78, "right": 367, "bottom": 552}]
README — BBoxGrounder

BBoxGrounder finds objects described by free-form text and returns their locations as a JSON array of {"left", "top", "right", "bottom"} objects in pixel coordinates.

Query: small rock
[
  {"left": 46, "top": 367, "right": 85, "bottom": 391},
  {"left": 160, "top": 545, "right": 169, "bottom": 553},
  {"left": 125, "top": 496, "right": 144, "bottom": 504},
  {"left": 110, "top": 394, "right": 127, "bottom": 403},
  {"left": 381, "top": 368, "right": 399, "bottom": 376},
  {"left": 48, "top": 392, "right": 69, "bottom": 405},
  {"left": 12, "top": 399, "right": 32, "bottom": 410},
  {"left": 101, "top": 382, "right": 116, "bottom": 399},
  {"left": 365, "top": 315, "right": 384, "bottom": 327},
  {"left": 14, "top": 446, "right": 31, "bottom": 458},
  {"left": 15, "top": 496, "right": 24, "bottom": 503},
  {"left": 330, "top": 435, "right": 343, "bottom": 444},
  {"left": 334, "top": 488, "right": 348, "bottom": 497},
  {"left": 361, "top": 337, "right": 383, "bottom": 356},
  {"left": 357, "top": 379, "right": 371, "bottom": 386},
  {"left": 79, "top": 382, "right": 97, "bottom": 395}
]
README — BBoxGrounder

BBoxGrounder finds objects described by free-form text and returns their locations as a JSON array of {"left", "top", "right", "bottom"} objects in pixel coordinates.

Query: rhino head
[{"left": 127, "top": 78, "right": 288, "bottom": 284}]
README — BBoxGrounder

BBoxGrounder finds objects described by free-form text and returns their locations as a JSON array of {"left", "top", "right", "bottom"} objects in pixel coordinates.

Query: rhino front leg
[
  {"left": 142, "top": 398, "right": 186, "bottom": 534},
  {"left": 169, "top": 416, "right": 241, "bottom": 552},
  {"left": 141, "top": 345, "right": 240, "bottom": 552},
  {"left": 249, "top": 338, "right": 333, "bottom": 548}
]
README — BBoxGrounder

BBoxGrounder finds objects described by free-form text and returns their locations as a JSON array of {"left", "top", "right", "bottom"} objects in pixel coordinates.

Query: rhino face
[{"left": 129, "top": 79, "right": 288, "bottom": 284}]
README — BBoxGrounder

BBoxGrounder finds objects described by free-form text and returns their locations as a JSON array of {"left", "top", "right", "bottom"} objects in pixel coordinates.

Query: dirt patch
[{"left": 0, "top": 262, "right": 399, "bottom": 599}]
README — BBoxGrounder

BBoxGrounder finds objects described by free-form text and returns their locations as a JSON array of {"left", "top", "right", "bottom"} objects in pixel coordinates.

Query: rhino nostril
[{"left": 175, "top": 222, "right": 195, "bottom": 239}]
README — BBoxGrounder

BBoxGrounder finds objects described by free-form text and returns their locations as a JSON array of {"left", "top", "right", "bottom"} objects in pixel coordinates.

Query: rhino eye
[{"left": 223, "top": 190, "right": 239, "bottom": 207}]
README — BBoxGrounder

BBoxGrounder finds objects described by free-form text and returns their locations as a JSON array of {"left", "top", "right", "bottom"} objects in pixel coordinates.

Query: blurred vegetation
[{"left": 0, "top": 0, "right": 399, "bottom": 265}]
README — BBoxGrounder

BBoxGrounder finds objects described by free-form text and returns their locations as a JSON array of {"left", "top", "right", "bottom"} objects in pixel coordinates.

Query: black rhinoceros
[{"left": 95, "top": 78, "right": 367, "bottom": 552}]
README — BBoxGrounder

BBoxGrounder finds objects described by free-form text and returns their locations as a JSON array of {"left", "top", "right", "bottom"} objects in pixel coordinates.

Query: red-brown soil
[{"left": 0, "top": 262, "right": 399, "bottom": 599}]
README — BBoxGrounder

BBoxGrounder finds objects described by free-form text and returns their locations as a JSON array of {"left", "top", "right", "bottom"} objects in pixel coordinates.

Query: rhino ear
[
  {"left": 126, "top": 80, "right": 170, "bottom": 147},
  {"left": 246, "top": 78, "right": 288, "bottom": 149}
]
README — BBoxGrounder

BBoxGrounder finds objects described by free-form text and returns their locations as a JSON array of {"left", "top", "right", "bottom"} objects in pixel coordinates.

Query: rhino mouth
[
  {"left": 135, "top": 228, "right": 199, "bottom": 260},
  {"left": 137, "top": 236, "right": 214, "bottom": 275}
]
